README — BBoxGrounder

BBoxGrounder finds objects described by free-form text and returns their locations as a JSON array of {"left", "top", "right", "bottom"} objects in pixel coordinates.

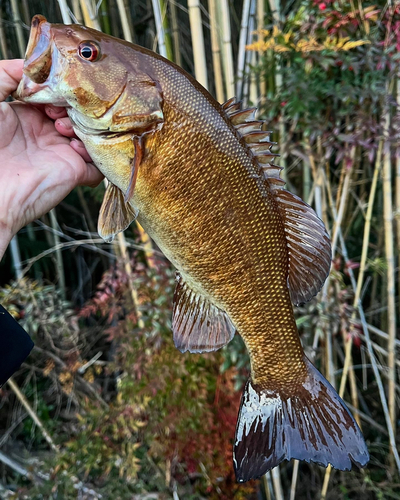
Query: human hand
[{"left": 0, "top": 59, "right": 104, "bottom": 259}]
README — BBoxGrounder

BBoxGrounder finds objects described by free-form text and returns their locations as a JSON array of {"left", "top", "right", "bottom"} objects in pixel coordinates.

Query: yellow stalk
[
  {"left": 72, "top": 0, "right": 83, "bottom": 24},
  {"left": 219, "top": 0, "right": 235, "bottom": 97},
  {"left": 382, "top": 104, "right": 397, "bottom": 441},
  {"left": 79, "top": 0, "right": 101, "bottom": 30},
  {"left": 116, "top": 0, "right": 133, "bottom": 42},
  {"left": 271, "top": 466, "right": 284, "bottom": 500},
  {"left": 208, "top": 0, "right": 225, "bottom": 102},
  {"left": 187, "top": 0, "right": 208, "bottom": 89}
]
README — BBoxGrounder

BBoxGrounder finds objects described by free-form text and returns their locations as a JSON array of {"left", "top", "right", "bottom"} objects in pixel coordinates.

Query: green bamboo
[{"left": 159, "top": 0, "right": 174, "bottom": 61}]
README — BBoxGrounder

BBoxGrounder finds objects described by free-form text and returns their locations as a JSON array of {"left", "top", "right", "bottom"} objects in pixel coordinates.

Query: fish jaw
[{"left": 14, "top": 15, "right": 68, "bottom": 106}]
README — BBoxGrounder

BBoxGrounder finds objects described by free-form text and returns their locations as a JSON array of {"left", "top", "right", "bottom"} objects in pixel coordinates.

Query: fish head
[{"left": 15, "top": 15, "right": 164, "bottom": 134}]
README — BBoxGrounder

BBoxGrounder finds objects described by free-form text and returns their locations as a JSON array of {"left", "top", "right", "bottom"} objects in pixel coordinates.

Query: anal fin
[
  {"left": 172, "top": 273, "right": 235, "bottom": 353},
  {"left": 98, "top": 182, "right": 138, "bottom": 242}
]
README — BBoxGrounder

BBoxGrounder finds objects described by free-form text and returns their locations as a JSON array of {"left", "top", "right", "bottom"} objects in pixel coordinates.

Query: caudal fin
[{"left": 233, "top": 357, "right": 369, "bottom": 482}]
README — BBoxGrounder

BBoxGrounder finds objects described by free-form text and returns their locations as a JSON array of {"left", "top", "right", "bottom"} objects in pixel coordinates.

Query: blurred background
[{"left": 0, "top": 0, "right": 399, "bottom": 498}]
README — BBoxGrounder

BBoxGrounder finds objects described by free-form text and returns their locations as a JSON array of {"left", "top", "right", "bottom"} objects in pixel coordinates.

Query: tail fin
[{"left": 234, "top": 357, "right": 369, "bottom": 482}]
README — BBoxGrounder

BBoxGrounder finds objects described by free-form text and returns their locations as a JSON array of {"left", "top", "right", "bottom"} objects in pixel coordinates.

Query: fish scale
[
  {"left": 134, "top": 100, "right": 297, "bottom": 382},
  {"left": 15, "top": 15, "right": 369, "bottom": 482}
]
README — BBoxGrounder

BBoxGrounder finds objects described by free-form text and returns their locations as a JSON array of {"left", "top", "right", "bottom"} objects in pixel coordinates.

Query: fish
[{"left": 15, "top": 15, "right": 369, "bottom": 482}]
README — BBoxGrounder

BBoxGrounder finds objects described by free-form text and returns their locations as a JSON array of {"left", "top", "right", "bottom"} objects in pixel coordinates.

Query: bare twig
[{"left": 6, "top": 378, "right": 58, "bottom": 452}]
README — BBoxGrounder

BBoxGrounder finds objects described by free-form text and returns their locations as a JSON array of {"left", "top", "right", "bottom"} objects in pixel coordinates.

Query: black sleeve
[{"left": 0, "top": 304, "right": 34, "bottom": 386}]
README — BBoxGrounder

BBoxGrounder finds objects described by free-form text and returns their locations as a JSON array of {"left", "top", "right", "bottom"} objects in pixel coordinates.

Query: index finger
[{"left": 0, "top": 59, "right": 24, "bottom": 102}]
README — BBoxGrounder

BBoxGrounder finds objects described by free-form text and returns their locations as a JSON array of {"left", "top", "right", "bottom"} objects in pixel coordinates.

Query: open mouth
[{"left": 14, "top": 15, "right": 66, "bottom": 105}]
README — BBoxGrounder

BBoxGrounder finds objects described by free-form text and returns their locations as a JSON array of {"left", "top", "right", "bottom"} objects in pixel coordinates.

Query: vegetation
[{"left": 0, "top": 0, "right": 399, "bottom": 498}]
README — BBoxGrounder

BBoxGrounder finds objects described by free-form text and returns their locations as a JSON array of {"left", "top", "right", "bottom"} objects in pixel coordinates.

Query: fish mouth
[{"left": 14, "top": 15, "right": 67, "bottom": 105}]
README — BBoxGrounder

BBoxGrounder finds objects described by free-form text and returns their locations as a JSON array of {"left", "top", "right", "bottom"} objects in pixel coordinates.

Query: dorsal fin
[{"left": 222, "top": 97, "right": 332, "bottom": 304}]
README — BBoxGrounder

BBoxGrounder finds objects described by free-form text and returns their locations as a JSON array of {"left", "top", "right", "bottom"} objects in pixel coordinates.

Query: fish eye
[{"left": 78, "top": 41, "right": 101, "bottom": 62}]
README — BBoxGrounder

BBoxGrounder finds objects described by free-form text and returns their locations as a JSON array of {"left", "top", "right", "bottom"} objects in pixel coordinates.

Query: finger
[
  {"left": 70, "top": 138, "right": 93, "bottom": 163},
  {"left": 0, "top": 59, "right": 24, "bottom": 101},
  {"left": 45, "top": 105, "right": 68, "bottom": 120},
  {"left": 79, "top": 162, "right": 104, "bottom": 188},
  {"left": 55, "top": 117, "right": 76, "bottom": 137}
]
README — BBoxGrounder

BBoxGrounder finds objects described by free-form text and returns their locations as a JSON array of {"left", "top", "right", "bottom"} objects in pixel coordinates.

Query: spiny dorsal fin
[
  {"left": 222, "top": 97, "right": 331, "bottom": 304},
  {"left": 222, "top": 97, "right": 279, "bottom": 180},
  {"left": 173, "top": 273, "right": 236, "bottom": 353}
]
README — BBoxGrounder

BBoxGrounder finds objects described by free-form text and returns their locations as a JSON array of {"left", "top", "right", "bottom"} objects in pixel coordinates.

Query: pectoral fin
[
  {"left": 172, "top": 274, "right": 236, "bottom": 353},
  {"left": 124, "top": 135, "right": 143, "bottom": 203},
  {"left": 98, "top": 182, "right": 138, "bottom": 242}
]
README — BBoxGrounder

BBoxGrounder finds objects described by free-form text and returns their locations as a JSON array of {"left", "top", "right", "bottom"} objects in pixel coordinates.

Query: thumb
[{"left": 0, "top": 59, "right": 24, "bottom": 102}]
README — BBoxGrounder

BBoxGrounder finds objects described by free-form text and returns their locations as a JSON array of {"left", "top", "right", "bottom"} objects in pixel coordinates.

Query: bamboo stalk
[
  {"left": 208, "top": 0, "right": 225, "bottom": 102},
  {"left": 257, "top": 0, "right": 266, "bottom": 105},
  {"left": 382, "top": 108, "right": 397, "bottom": 443},
  {"left": 0, "top": 8, "right": 8, "bottom": 59},
  {"left": 263, "top": 472, "right": 273, "bottom": 500},
  {"left": 249, "top": 49, "right": 258, "bottom": 104},
  {"left": 236, "top": 0, "right": 251, "bottom": 100},
  {"left": 9, "top": 0, "right": 25, "bottom": 57},
  {"left": 99, "top": 0, "right": 111, "bottom": 33},
  {"left": 20, "top": 0, "right": 30, "bottom": 26},
  {"left": 271, "top": 466, "right": 284, "bottom": 500},
  {"left": 289, "top": 460, "right": 299, "bottom": 500},
  {"left": 57, "top": 0, "right": 72, "bottom": 24},
  {"left": 72, "top": 0, "right": 83, "bottom": 24},
  {"left": 159, "top": 0, "right": 174, "bottom": 60},
  {"left": 79, "top": 0, "right": 101, "bottom": 30},
  {"left": 169, "top": 0, "right": 182, "bottom": 66},
  {"left": 320, "top": 466, "right": 331, "bottom": 500},
  {"left": 219, "top": 0, "right": 235, "bottom": 98},
  {"left": 243, "top": 0, "right": 257, "bottom": 106},
  {"left": 117, "top": 0, "right": 134, "bottom": 42},
  {"left": 187, "top": 0, "right": 208, "bottom": 89},
  {"left": 152, "top": 0, "right": 168, "bottom": 57}
]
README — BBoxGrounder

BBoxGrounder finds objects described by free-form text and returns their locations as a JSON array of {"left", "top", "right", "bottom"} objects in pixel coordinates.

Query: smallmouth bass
[{"left": 15, "top": 15, "right": 369, "bottom": 482}]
